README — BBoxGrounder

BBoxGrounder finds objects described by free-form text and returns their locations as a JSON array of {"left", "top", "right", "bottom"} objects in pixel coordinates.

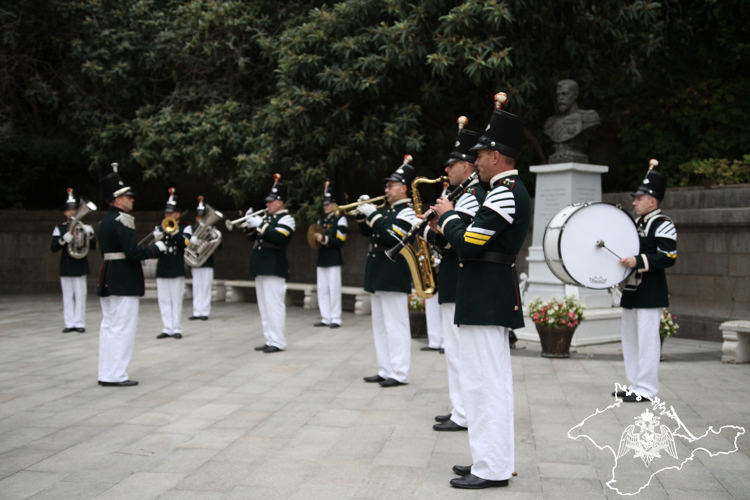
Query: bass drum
[{"left": 543, "top": 202, "right": 639, "bottom": 289}]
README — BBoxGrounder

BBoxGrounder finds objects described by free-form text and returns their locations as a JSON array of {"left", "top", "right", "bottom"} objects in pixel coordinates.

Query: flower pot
[
  {"left": 409, "top": 312, "right": 427, "bottom": 338},
  {"left": 535, "top": 325, "right": 577, "bottom": 358}
]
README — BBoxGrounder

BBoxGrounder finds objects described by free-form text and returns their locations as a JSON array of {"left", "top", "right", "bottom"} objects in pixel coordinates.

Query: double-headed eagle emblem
[{"left": 616, "top": 408, "right": 678, "bottom": 466}]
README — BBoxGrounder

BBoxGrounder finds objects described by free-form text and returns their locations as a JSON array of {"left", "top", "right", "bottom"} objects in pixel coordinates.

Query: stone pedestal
[
  {"left": 721, "top": 320, "right": 750, "bottom": 364},
  {"left": 516, "top": 162, "right": 623, "bottom": 346}
]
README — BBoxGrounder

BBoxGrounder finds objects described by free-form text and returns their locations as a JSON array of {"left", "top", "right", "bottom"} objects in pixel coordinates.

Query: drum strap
[{"left": 461, "top": 251, "right": 516, "bottom": 266}]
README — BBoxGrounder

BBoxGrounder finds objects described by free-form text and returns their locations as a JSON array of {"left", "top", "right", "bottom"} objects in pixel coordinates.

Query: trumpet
[
  {"left": 225, "top": 209, "right": 267, "bottom": 231},
  {"left": 333, "top": 195, "right": 387, "bottom": 217},
  {"left": 137, "top": 216, "right": 180, "bottom": 246}
]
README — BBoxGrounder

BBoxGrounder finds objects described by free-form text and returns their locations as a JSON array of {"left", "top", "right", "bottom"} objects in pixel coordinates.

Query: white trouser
[
  {"left": 157, "top": 277, "right": 185, "bottom": 335},
  {"left": 256, "top": 275, "right": 287, "bottom": 349},
  {"left": 317, "top": 266, "right": 342, "bottom": 326},
  {"left": 371, "top": 291, "right": 411, "bottom": 383},
  {"left": 440, "top": 302, "right": 466, "bottom": 427},
  {"left": 98, "top": 296, "right": 139, "bottom": 382},
  {"left": 60, "top": 276, "right": 87, "bottom": 328},
  {"left": 192, "top": 268, "right": 214, "bottom": 317},
  {"left": 621, "top": 308, "right": 662, "bottom": 398},
  {"left": 460, "top": 325, "right": 514, "bottom": 481},
  {"left": 425, "top": 294, "right": 443, "bottom": 348}
]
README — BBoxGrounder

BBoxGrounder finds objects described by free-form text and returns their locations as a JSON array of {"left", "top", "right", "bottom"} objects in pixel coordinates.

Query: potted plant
[
  {"left": 659, "top": 309, "right": 678, "bottom": 360},
  {"left": 408, "top": 293, "right": 427, "bottom": 338},
  {"left": 527, "top": 295, "right": 585, "bottom": 358}
]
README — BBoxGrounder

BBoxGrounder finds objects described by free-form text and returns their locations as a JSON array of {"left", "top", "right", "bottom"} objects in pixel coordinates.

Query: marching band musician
[
  {"left": 189, "top": 196, "right": 219, "bottom": 321},
  {"left": 246, "top": 175, "right": 296, "bottom": 353},
  {"left": 421, "top": 120, "right": 485, "bottom": 432},
  {"left": 154, "top": 189, "right": 193, "bottom": 340},
  {"left": 429, "top": 95, "right": 528, "bottom": 489},
  {"left": 97, "top": 164, "right": 165, "bottom": 387},
  {"left": 313, "top": 182, "right": 347, "bottom": 328},
  {"left": 358, "top": 157, "right": 417, "bottom": 388},
  {"left": 616, "top": 161, "right": 677, "bottom": 402},
  {"left": 52, "top": 188, "right": 97, "bottom": 333}
]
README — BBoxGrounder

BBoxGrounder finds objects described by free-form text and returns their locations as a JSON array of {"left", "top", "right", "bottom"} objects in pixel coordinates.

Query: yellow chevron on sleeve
[
  {"left": 184, "top": 238, "right": 190, "bottom": 246},
  {"left": 392, "top": 227, "right": 405, "bottom": 237},
  {"left": 277, "top": 228, "right": 290, "bottom": 236},
  {"left": 464, "top": 235, "right": 487, "bottom": 245},
  {"left": 336, "top": 233, "right": 347, "bottom": 241},
  {"left": 465, "top": 231, "right": 491, "bottom": 241}
]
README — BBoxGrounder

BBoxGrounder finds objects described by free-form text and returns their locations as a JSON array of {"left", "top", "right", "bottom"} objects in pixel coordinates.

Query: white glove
[
  {"left": 189, "top": 235, "right": 200, "bottom": 246},
  {"left": 153, "top": 230, "right": 164, "bottom": 242},
  {"left": 83, "top": 224, "right": 94, "bottom": 236},
  {"left": 155, "top": 241, "right": 167, "bottom": 252},
  {"left": 62, "top": 232, "right": 74, "bottom": 243},
  {"left": 246, "top": 216, "right": 262, "bottom": 229},
  {"left": 357, "top": 194, "right": 370, "bottom": 202},
  {"left": 357, "top": 203, "right": 377, "bottom": 218},
  {"left": 244, "top": 207, "right": 255, "bottom": 217}
]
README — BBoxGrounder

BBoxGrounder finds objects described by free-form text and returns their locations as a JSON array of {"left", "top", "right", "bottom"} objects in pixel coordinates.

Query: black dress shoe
[
  {"left": 435, "top": 414, "right": 451, "bottom": 423},
  {"left": 378, "top": 378, "right": 407, "bottom": 388},
  {"left": 450, "top": 473, "right": 508, "bottom": 489},
  {"left": 173, "top": 333, "right": 183, "bottom": 339},
  {"left": 188, "top": 316, "right": 201, "bottom": 320},
  {"left": 263, "top": 345, "right": 282, "bottom": 353},
  {"left": 612, "top": 390, "right": 627, "bottom": 397},
  {"left": 62, "top": 327, "right": 76, "bottom": 333},
  {"left": 329, "top": 323, "right": 340, "bottom": 328},
  {"left": 433, "top": 419, "right": 467, "bottom": 432},
  {"left": 439, "top": 348, "right": 445, "bottom": 354},
  {"left": 156, "top": 333, "right": 170, "bottom": 339},
  {"left": 254, "top": 344, "right": 269, "bottom": 351},
  {"left": 622, "top": 393, "right": 651, "bottom": 403},
  {"left": 363, "top": 375, "right": 385, "bottom": 383},
  {"left": 313, "top": 322, "right": 329, "bottom": 327},
  {"left": 201, "top": 316, "right": 209, "bottom": 321},
  {"left": 420, "top": 346, "right": 441, "bottom": 351},
  {"left": 98, "top": 380, "right": 139, "bottom": 387},
  {"left": 453, "top": 465, "right": 472, "bottom": 476},
  {"left": 76, "top": 327, "right": 86, "bottom": 333}
]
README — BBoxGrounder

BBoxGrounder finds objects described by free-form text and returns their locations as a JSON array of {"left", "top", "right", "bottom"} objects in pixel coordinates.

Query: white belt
[{"left": 103, "top": 252, "right": 126, "bottom": 260}]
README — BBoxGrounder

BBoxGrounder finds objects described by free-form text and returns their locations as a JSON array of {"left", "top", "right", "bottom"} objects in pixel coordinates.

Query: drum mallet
[{"left": 596, "top": 240, "right": 622, "bottom": 260}]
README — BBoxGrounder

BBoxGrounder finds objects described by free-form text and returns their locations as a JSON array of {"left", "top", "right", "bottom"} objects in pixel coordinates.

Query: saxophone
[{"left": 398, "top": 176, "right": 447, "bottom": 300}]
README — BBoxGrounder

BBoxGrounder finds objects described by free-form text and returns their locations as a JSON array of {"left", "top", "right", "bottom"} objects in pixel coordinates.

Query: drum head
[{"left": 559, "top": 203, "right": 639, "bottom": 289}]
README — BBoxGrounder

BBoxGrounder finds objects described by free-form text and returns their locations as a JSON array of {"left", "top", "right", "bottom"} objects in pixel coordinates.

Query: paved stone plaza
[{"left": 1, "top": 294, "right": 749, "bottom": 500}]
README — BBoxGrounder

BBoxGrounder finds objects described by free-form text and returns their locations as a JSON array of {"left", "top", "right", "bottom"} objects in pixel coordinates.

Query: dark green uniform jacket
[
  {"left": 423, "top": 179, "right": 486, "bottom": 304},
  {"left": 621, "top": 209, "right": 677, "bottom": 309},
  {"left": 190, "top": 223, "right": 220, "bottom": 268},
  {"left": 51, "top": 222, "right": 97, "bottom": 276},
  {"left": 97, "top": 206, "right": 163, "bottom": 297},
  {"left": 316, "top": 212, "right": 347, "bottom": 267},
  {"left": 155, "top": 221, "right": 192, "bottom": 278},
  {"left": 438, "top": 171, "right": 531, "bottom": 328},
  {"left": 359, "top": 198, "right": 416, "bottom": 294},
  {"left": 248, "top": 210, "right": 296, "bottom": 280}
]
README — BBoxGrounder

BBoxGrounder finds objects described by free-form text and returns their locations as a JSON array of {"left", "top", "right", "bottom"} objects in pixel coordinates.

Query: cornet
[
  {"left": 137, "top": 216, "right": 180, "bottom": 246},
  {"left": 332, "top": 195, "right": 387, "bottom": 217},
  {"left": 225, "top": 209, "right": 268, "bottom": 231}
]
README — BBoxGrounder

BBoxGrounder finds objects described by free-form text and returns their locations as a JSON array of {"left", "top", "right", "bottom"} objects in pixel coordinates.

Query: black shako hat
[
  {"left": 322, "top": 181, "right": 335, "bottom": 206},
  {"left": 65, "top": 188, "right": 78, "bottom": 209},
  {"left": 470, "top": 93, "right": 524, "bottom": 159},
  {"left": 633, "top": 159, "right": 667, "bottom": 202},
  {"left": 196, "top": 196, "right": 206, "bottom": 216},
  {"left": 164, "top": 187, "right": 180, "bottom": 212},
  {"left": 100, "top": 163, "right": 135, "bottom": 203},
  {"left": 265, "top": 173, "right": 288, "bottom": 203},
  {"left": 446, "top": 116, "right": 479, "bottom": 165},
  {"left": 384, "top": 155, "right": 417, "bottom": 187}
]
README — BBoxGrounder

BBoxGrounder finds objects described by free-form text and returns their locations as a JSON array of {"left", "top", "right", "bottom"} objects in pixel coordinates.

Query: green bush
[{"left": 678, "top": 155, "right": 750, "bottom": 187}]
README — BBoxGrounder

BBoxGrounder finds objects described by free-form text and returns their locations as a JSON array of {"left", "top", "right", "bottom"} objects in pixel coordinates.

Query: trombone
[
  {"left": 332, "top": 195, "right": 387, "bottom": 217},
  {"left": 225, "top": 209, "right": 267, "bottom": 231},
  {"left": 137, "top": 216, "right": 180, "bottom": 246}
]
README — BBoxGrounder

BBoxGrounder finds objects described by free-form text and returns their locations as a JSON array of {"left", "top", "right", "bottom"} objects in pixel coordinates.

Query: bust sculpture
[{"left": 544, "top": 80, "right": 600, "bottom": 164}]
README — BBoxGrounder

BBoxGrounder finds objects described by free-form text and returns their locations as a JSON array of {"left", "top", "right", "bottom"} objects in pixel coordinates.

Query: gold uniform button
[
  {"left": 459, "top": 263, "right": 463, "bottom": 268},
  {"left": 514, "top": 306, "right": 519, "bottom": 311}
]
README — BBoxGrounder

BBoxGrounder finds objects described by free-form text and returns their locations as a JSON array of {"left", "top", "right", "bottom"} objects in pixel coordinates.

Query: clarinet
[{"left": 386, "top": 172, "right": 478, "bottom": 262}]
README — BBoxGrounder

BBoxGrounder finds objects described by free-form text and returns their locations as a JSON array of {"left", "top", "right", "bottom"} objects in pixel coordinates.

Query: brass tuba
[
  {"left": 185, "top": 199, "right": 224, "bottom": 267},
  {"left": 396, "top": 176, "right": 447, "bottom": 300},
  {"left": 67, "top": 191, "right": 98, "bottom": 259}
]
